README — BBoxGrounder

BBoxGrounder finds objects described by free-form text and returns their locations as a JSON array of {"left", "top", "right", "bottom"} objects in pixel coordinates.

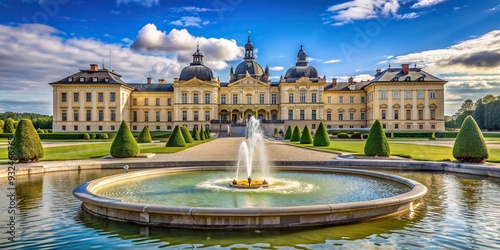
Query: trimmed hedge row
[{"left": 0, "top": 132, "right": 115, "bottom": 139}]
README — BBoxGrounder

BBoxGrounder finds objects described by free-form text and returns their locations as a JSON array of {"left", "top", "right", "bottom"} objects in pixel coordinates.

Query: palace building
[{"left": 49, "top": 34, "right": 447, "bottom": 133}]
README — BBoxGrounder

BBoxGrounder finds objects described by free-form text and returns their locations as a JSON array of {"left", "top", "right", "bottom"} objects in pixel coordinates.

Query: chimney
[
  {"left": 348, "top": 77, "right": 354, "bottom": 84},
  {"left": 147, "top": 77, "right": 152, "bottom": 84},
  {"left": 90, "top": 64, "right": 98, "bottom": 72},
  {"left": 158, "top": 79, "right": 166, "bottom": 84},
  {"left": 331, "top": 77, "right": 337, "bottom": 86},
  {"left": 375, "top": 69, "right": 381, "bottom": 77},
  {"left": 401, "top": 63, "right": 410, "bottom": 74}
]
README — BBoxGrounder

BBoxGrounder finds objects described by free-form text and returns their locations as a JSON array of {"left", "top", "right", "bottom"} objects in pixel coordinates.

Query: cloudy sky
[{"left": 0, "top": 0, "right": 499, "bottom": 115}]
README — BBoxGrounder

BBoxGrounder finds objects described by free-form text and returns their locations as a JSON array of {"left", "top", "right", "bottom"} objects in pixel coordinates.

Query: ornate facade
[{"left": 50, "top": 35, "right": 447, "bottom": 133}]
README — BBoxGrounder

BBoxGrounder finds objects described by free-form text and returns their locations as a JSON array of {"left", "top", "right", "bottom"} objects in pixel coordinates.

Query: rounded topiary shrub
[
  {"left": 137, "top": 126, "right": 152, "bottom": 143},
  {"left": 90, "top": 133, "right": 96, "bottom": 139},
  {"left": 100, "top": 133, "right": 109, "bottom": 139},
  {"left": 110, "top": 120, "right": 139, "bottom": 158},
  {"left": 364, "top": 119, "right": 390, "bottom": 157},
  {"left": 191, "top": 127, "right": 201, "bottom": 141},
  {"left": 166, "top": 125, "right": 186, "bottom": 147},
  {"left": 83, "top": 133, "right": 90, "bottom": 139},
  {"left": 337, "top": 132, "right": 350, "bottom": 139},
  {"left": 351, "top": 132, "right": 362, "bottom": 139},
  {"left": 453, "top": 116, "right": 489, "bottom": 163},
  {"left": 180, "top": 126, "right": 193, "bottom": 143},
  {"left": 284, "top": 126, "right": 292, "bottom": 140},
  {"left": 0, "top": 120, "right": 4, "bottom": 133},
  {"left": 290, "top": 125, "right": 301, "bottom": 142},
  {"left": 4, "top": 118, "right": 15, "bottom": 133},
  {"left": 199, "top": 127, "right": 206, "bottom": 140},
  {"left": 313, "top": 122, "right": 330, "bottom": 146},
  {"left": 13, "top": 119, "right": 44, "bottom": 163},
  {"left": 429, "top": 132, "right": 436, "bottom": 141},
  {"left": 300, "top": 125, "right": 313, "bottom": 144}
]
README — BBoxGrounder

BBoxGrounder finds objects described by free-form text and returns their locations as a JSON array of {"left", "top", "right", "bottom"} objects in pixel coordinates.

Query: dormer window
[
  {"left": 349, "top": 85, "right": 355, "bottom": 90},
  {"left": 93, "top": 77, "right": 98, "bottom": 82},
  {"left": 104, "top": 78, "right": 110, "bottom": 83},
  {"left": 68, "top": 77, "right": 73, "bottom": 82},
  {"left": 79, "top": 77, "right": 85, "bottom": 82},
  {"left": 418, "top": 77, "right": 424, "bottom": 81},
  {"left": 405, "top": 77, "right": 411, "bottom": 81},
  {"left": 392, "top": 77, "right": 399, "bottom": 81}
]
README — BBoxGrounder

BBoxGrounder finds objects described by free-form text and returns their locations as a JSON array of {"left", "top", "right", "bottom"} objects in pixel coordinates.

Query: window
[
  {"left": 144, "top": 98, "right": 149, "bottom": 106},
  {"left": 361, "top": 96, "right": 365, "bottom": 103},
  {"left": 418, "top": 91, "right": 423, "bottom": 99},
  {"left": 247, "top": 97, "right": 252, "bottom": 104},
  {"left": 419, "top": 124, "right": 424, "bottom": 130},
  {"left": 79, "top": 77, "right": 85, "bottom": 82},
  {"left": 168, "top": 98, "right": 172, "bottom": 106},
  {"left": 394, "top": 110, "right": 399, "bottom": 120},
  {"left": 182, "top": 111, "right": 187, "bottom": 121},
  {"left": 133, "top": 111, "right": 137, "bottom": 122},
  {"left": 156, "top": 126, "right": 160, "bottom": 131},
  {"left": 205, "top": 93, "right": 210, "bottom": 104},
  {"left": 86, "top": 126, "right": 90, "bottom": 131},
  {"left": 288, "top": 110, "right": 293, "bottom": 120},
  {"left": 380, "top": 91, "right": 387, "bottom": 99},
  {"left": 86, "top": 93, "right": 91, "bottom": 102},
  {"left": 62, "top": 125, "right": 66, "bottom": 131},
  {"left": 133, "top": 126, "right": 137, "bottom": 131},
  {"left": 194, "top": 111, "right": 199, "bottom": 121},
  {"left": 430, "top": 91, "right": 436, "bottom": 99},
  {"left": 312, "top": 110, "right": 317, "bottom": 120},
  {"left": 86, "top": 110, "right": 91, "bottom": 121},
  {"left": 300, "top": 93, "right": 306, "bottom": 103},
  {"left": 339, "top": 96, "right": 344, "bottom": 103},
  {"left": 382, "top": 110, "right": 386, "bottom": 120},
  {"left": 74, "top": 110, "right": 79, "bottom": 121},
  {"left": 110, "top": 92, "right": 116, "bottom": 102},
  {"left": 406, "top": 110, "right": 411, "bottom": 120},
  {"left": 110, "top": 110, "right": 116, "bottom": 121},
  {"left": 74, "top": 125, "right": 78, "bottom": 131},
  {"left": 104, "top": 78, "right": 109, "bottom": 82},
  {"left": 221, "top": 94, "right": 226, "bottom": 104},
  {"left": 289, "top": 93, "right": 294, "bottom": 103},
  {"left": 156, "top": 98, "right": 160, "bottom": 106},
  {"left": 300, "top": 110, "right": 305, "bottom": 120},
  {"left": 232, "top": 94, "right": 238, "bottom": 104},
  {"left": 74, "top": 92, "right": 79, "bottom": 102},
  {"left": 383, "top": 124, "right": 386, "bottom": 129},
  {"left": 312, "top": 93, "right": 317, "bottom": 103},
  {"left": 156, "top": 111, "right": 160, "bottom": 122},
  {"left": 93, "top": 77, "right": 98, "bottom": 82},
  {"left": 418, "top": 110, "right": 423, "bottom": 120},
  {"left": 431, "top": 110, "right": 436, "bottom": 120},
  {"left": 394, "top": 91, "right": 399, "bottom": 99},
  {"left": 349, "top": 96, "right": 354, "bottom": 103},
  {"left": 338, "top": 113, "right": 344, "bottom": 121},
  {"left": 407, "top": 124, "right": 411, "bottom": 129},
  {"left": 62, "top": 110, "right": 67, "bottom": 121},
  {"left": 271, "top": 93, "right": 277, "bottom": 104},
  {"left": 167, "top": 111, "right": 172, "bottom": 122},
  {"left": 405, "top": 91, "right": 411, "bottom": 99},
  {"left": 99, "top": 125, "right": 103, "bottom": 131},
  {"left": 431, "top": 124, "right": 436, "bottom": 129},
  {"left": 167, "top": 125, "right": 172, "bottom": 130},
  {"left": 395, "top": 124, "right": 399, "bottom": 129},
  {"left": 260, "top": 94, "right": 265, "bottom": 104},
  {"left": 405, "top": 77, "right": 411, "bottom": 81},
  {"left": 68, "top": 77, "right": 73, "bottom": 82},
  {"left": 327, "top": 96, "right": 332, "bottom": 104},
  {"left": 349, "top": 125, "right": 354, "bottom": 129},
  {"left": 133, "top": 98, "right": 137, "bottom": 105},
  {"left": 98, "top": 93, "right": 103, "bottom": 102},
  {"left": 144, "top": 111, "right": 149, "bottom": 122},
  {"left": 111, "top": 126, "right": 115, "bottom": 131},
  {"left": 98, "top": 110, "right": 104, "bottom": 121},
  {"left": 312, "top": 124, "right": 316, "bottom": 129},
  {"left": 346, "top": 112, "right": 352, "bottom": 120},
  {"left": 339, "top": 125, "right": 343, "bottom": 129},
  {"left": 62, "top": 93, "right": 67, "bottom": 102},
  {"left": 361, "top": 113, "right": 366, "bottom": 120},
  {"left": 193, "top": 93, "right": 199, "bottom": 104},
  {"left": 205, "top": 111, "right": 210, "bottom": 121},
  {"left": 326, "top": 112, "right": 332, "bottom": 121}
]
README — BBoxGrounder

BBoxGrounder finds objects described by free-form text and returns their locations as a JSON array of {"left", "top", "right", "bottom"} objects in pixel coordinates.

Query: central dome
[
  {"left": 179, "top": 46, "right": 214, "bottom": 81},
  {"left": 284, "top": 46, "right": 319, "bottom": 82},
  {"left": 234, "top": 60, "right": 264, "bottom": 76}
]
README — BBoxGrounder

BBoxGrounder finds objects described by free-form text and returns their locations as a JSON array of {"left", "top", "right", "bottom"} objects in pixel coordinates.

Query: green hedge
[
  {"left": 337, "top": 132, "right": 350, "bottom": 139},
  {"left": 0, "top": 132, "right": 116, "bottom": 139}
]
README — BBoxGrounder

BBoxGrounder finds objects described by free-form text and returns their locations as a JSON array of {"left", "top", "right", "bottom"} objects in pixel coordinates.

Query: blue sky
[{"left": 0, "top": 0, "right": 499, "bottom": 115}]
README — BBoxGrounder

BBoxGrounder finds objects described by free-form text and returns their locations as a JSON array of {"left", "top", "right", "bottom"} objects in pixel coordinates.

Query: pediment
[
  {"left": 228, "top": 76, "right": 269, "bottom": 87},
  {"left": 179, "top": 77, "right": 215, "bottom": 87}
]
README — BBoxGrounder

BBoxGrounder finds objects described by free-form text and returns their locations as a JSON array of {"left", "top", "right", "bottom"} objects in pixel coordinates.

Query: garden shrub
[
  {"left": 191, "top": 127, "right": 201, "bottom": 141},
  {"left": 284, "top": 126, "right": 292, "bottom": 139},
  {"left": 166, "top": 125, "right": 186, "bottom": 147},
  {"left": 180, "top": 126, "right": 193, "bottom": 143},
  {"left": 110, "top": 121, "right": 139, "bottom": 158},
  {"left": 205, "top": 128, "right": 211, "bottom": 139},
  {"left": 300, "top": 125, "right": 313, "bottom": 144},
  {"left": 90, "top": 133, "right": 96, "bottom": 139},
  {"left": 453, "top": 116, "right": 489, "bottom": 163},
  {"left": 337, "top": 132, "right": 350, "bottom": 139},
  {"left": 36, "top": 128, "right": 44, "bottom": 134},
  {"left": 4, "top": 118, "right": 15, "bottom": 133},
  {"left": 364, "top": 119, "right": 390, "bottom": 157},
  {"left": 0, "top": 120, "right": 4, "bottom": 133},
  {"left": 199, "top": 127, "right": 206, "bottom": 140},
  {"left": 13, "top": 119, "right": 44, "bottom": 163},
  {"left": 279, "top": 129, "right": 284, "bottom": 136},
  {"left": 313, "top": 122, "right": 330, "bottom": 146},
  {"left": 83, "top": 133, "right": 90, "bottom": 139},
  {"left": 137, "top": 126, "right": 153, "bottom": 143},
  {"left": 274, "top": 128, "right": 278, "bottom": 136},
  {"left": 100, "top": 133, "right": 109, "bottom": 139},
  {"left": 290, "top": 125, "right": 301, "bottom": 142},
  {"left": 429, "top": 132, "right": 436, "bottom": 140},
  {"left": 351, "top": 132, "right": 362, "bottom": 139}
]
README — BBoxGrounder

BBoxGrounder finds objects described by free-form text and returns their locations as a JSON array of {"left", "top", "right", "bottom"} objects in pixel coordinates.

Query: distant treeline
[
  {"left": 447, "top": 94, "right": 500, "bottom": 131},
  {"left": 1, "top": 112, "right": 52, "bottom": 131}
]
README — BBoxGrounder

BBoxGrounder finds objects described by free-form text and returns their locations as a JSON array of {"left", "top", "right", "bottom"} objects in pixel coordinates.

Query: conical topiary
[
  {"left": 13, "top": 119, "right": 44, "bottom": 163},
  {"left": 284, "top": 125, "right": 292, "bottom": 139},
  {"left": 110, "top": 120, "right": 140, "bottom": 158},
  {"left": 137, "top": 126, "right": 152, "bottom": 143},
  {"left": 313, "top": 122, "right": 330, "bottom": 146},
  {"left": 453, "top": 116, "right": 489, "bottom": 163},
  {"left": 364, "top": 119, "right": 390, "bottom": 156},
  {"left": 290, "top": 125, "right": 301, "bottom": 142},
  {"left": 191, "top": 127, "right": 201, "bottom": 141},
  {"left": 4, "top": 118, "right": 15, "bottom": 133},
  {"left": 300, "top": 125, "right": 313, "bottom": 144},
  {"left": 205, "top": 128, "right": 211, "bottom": 139},
  {"left": 199, "top": 126, "right": 206, "bottom": 140},
  {"left": 180, "top": 126, "right": 193, "bottom": 143},
  {"left": 166, "top": 125, "right": 186, "bottom": 147}
]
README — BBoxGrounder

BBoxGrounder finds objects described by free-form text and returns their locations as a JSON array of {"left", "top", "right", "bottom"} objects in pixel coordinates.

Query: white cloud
[
  {"left": 395, "top": 12, "right": 419, "bottom": 19},
  {"left": 411, "top": 0, "right": 446, "bottom": 9},
  {"left": 169, "top": 16, "right": 207, "bottom": 28},
  {"left": 116, "top": 0, "right": 158, "bottom": 7},
  {"left": 325, "top": 0, "right": 400, "bottom": 26},
  {"left": 324, "top": 59, "right": 341, "bottom": 64},
  {"left": 307, "top": 57, "right": 322, "bottom": 62},
  {"left": 333, "top": 74, "right": 374, "bottom": 82},
  {"left": 269, "top": 66, "right": 284, "bottom": 71},
  {"left": 171, "top": 6, "right": 225, "bottom": 13},
  {"left": 111, "top": 10, "right": 121, "bottom": 15},
  {"left": 386, "top": 55, "right": 394, "bottom": 59}
]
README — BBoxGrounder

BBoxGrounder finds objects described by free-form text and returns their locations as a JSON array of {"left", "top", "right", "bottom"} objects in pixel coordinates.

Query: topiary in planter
[
  {"left": 199, "top": 127, "right": 206, "bottom": 140},
  {"left": 83, "top": 133, "right": 90, "bottom": 139},
  {"left": 364, "top": 119, "right": 390, "bottom": 157},
  {"left": 166, "top": 125, "right": 186, "bottom": 147},
  {"left": 13, "top": 119, "right": 44, "bottom": 163},
  {"left": 4, "top": 118, "right": 15, "bottom": 133},
  {"left": 180, "top": 126, "right": 193, "bottom": 143},
  {"left": 453, "top": 116, "right": 489, "bottom": 163},
  {"left": 313, "top": 122, "right": 330, "bottom": 146},
  {"left": 137, "top": 126, "right": 153, "bottom": 143},
  {"left": 191, "top": 127, "right": 201, "bottom": 141},
  {"left": 290, "top": 125, "right": 301, "bottom": 142},
  {"left": 300, "top": 125, "right": 313, "bottom": 144},
  {"left": 284, "top": 125, "right": 292, "bottom": 139},
  {"left": 110, "top": 120, "right": 139, "bottom": 158}
]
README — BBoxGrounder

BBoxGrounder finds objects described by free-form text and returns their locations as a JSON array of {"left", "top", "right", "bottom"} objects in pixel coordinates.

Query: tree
[
  {"left": 300, "top": 125, "right": 313, "bottom": 144},
  {"left": 166, "top": 125, "right": 186, "bottom": 147},
  {"left": 13, "top": 119, "right": 44, "bottom": 163},
  {"left": 453, "top": 116, "right": 489, "bottom": 163},
  {"left": 0, "top": 120, "right": 4, "bottom": 133},
  {"left": 110, "top": 120, "right": 140, "bottom": 158},
  {"left": 472, "top": 102, "right": 486, "bottom": 129},
  {"left": 137, "top": 126, "right": 152, "bottom": 143},
  {"left": 191, "top": 127, "right": 201, "bottom": 141},
  {"left": 364, "top": 119, "right": 390, "bottom": 157},
  {"left": 180, "top": 126, "right": 193, "bottom": 143},
  {"left": 284, "top": 125, "right": 292, "bottom": 139},
  {"left": 456, "top": 110, "right": 473, "bottom": 128},
  {"left": 457, "top": 99, "right": 475, "bottom": 115},
  {"left": 485, "top": 100, "right": 500, "bottom": 131},
  {"left": 313, "top": 122, "right": 330, "bottom": 146},
  {"left": 290, "top": 125, "right": 301, "bottom": 142},
  {"left": 4, "top": 118, "right": 15, "bottom": 133},
  {"left": 482, "top": 94, "right": 496, "bottom": 104}
]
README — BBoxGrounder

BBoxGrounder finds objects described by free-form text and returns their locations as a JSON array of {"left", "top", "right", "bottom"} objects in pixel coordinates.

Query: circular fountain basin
[
  {"left": 73, "top": 166, "right": 427, "bottom": 229},
  {"left": 229, "top": 179, "right": 269, "bottom": 189}
]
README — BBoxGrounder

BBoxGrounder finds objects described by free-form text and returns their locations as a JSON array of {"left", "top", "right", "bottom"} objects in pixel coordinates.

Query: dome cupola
[{"left": 179, "top": 45, "right": 214, "bottom": 81}]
